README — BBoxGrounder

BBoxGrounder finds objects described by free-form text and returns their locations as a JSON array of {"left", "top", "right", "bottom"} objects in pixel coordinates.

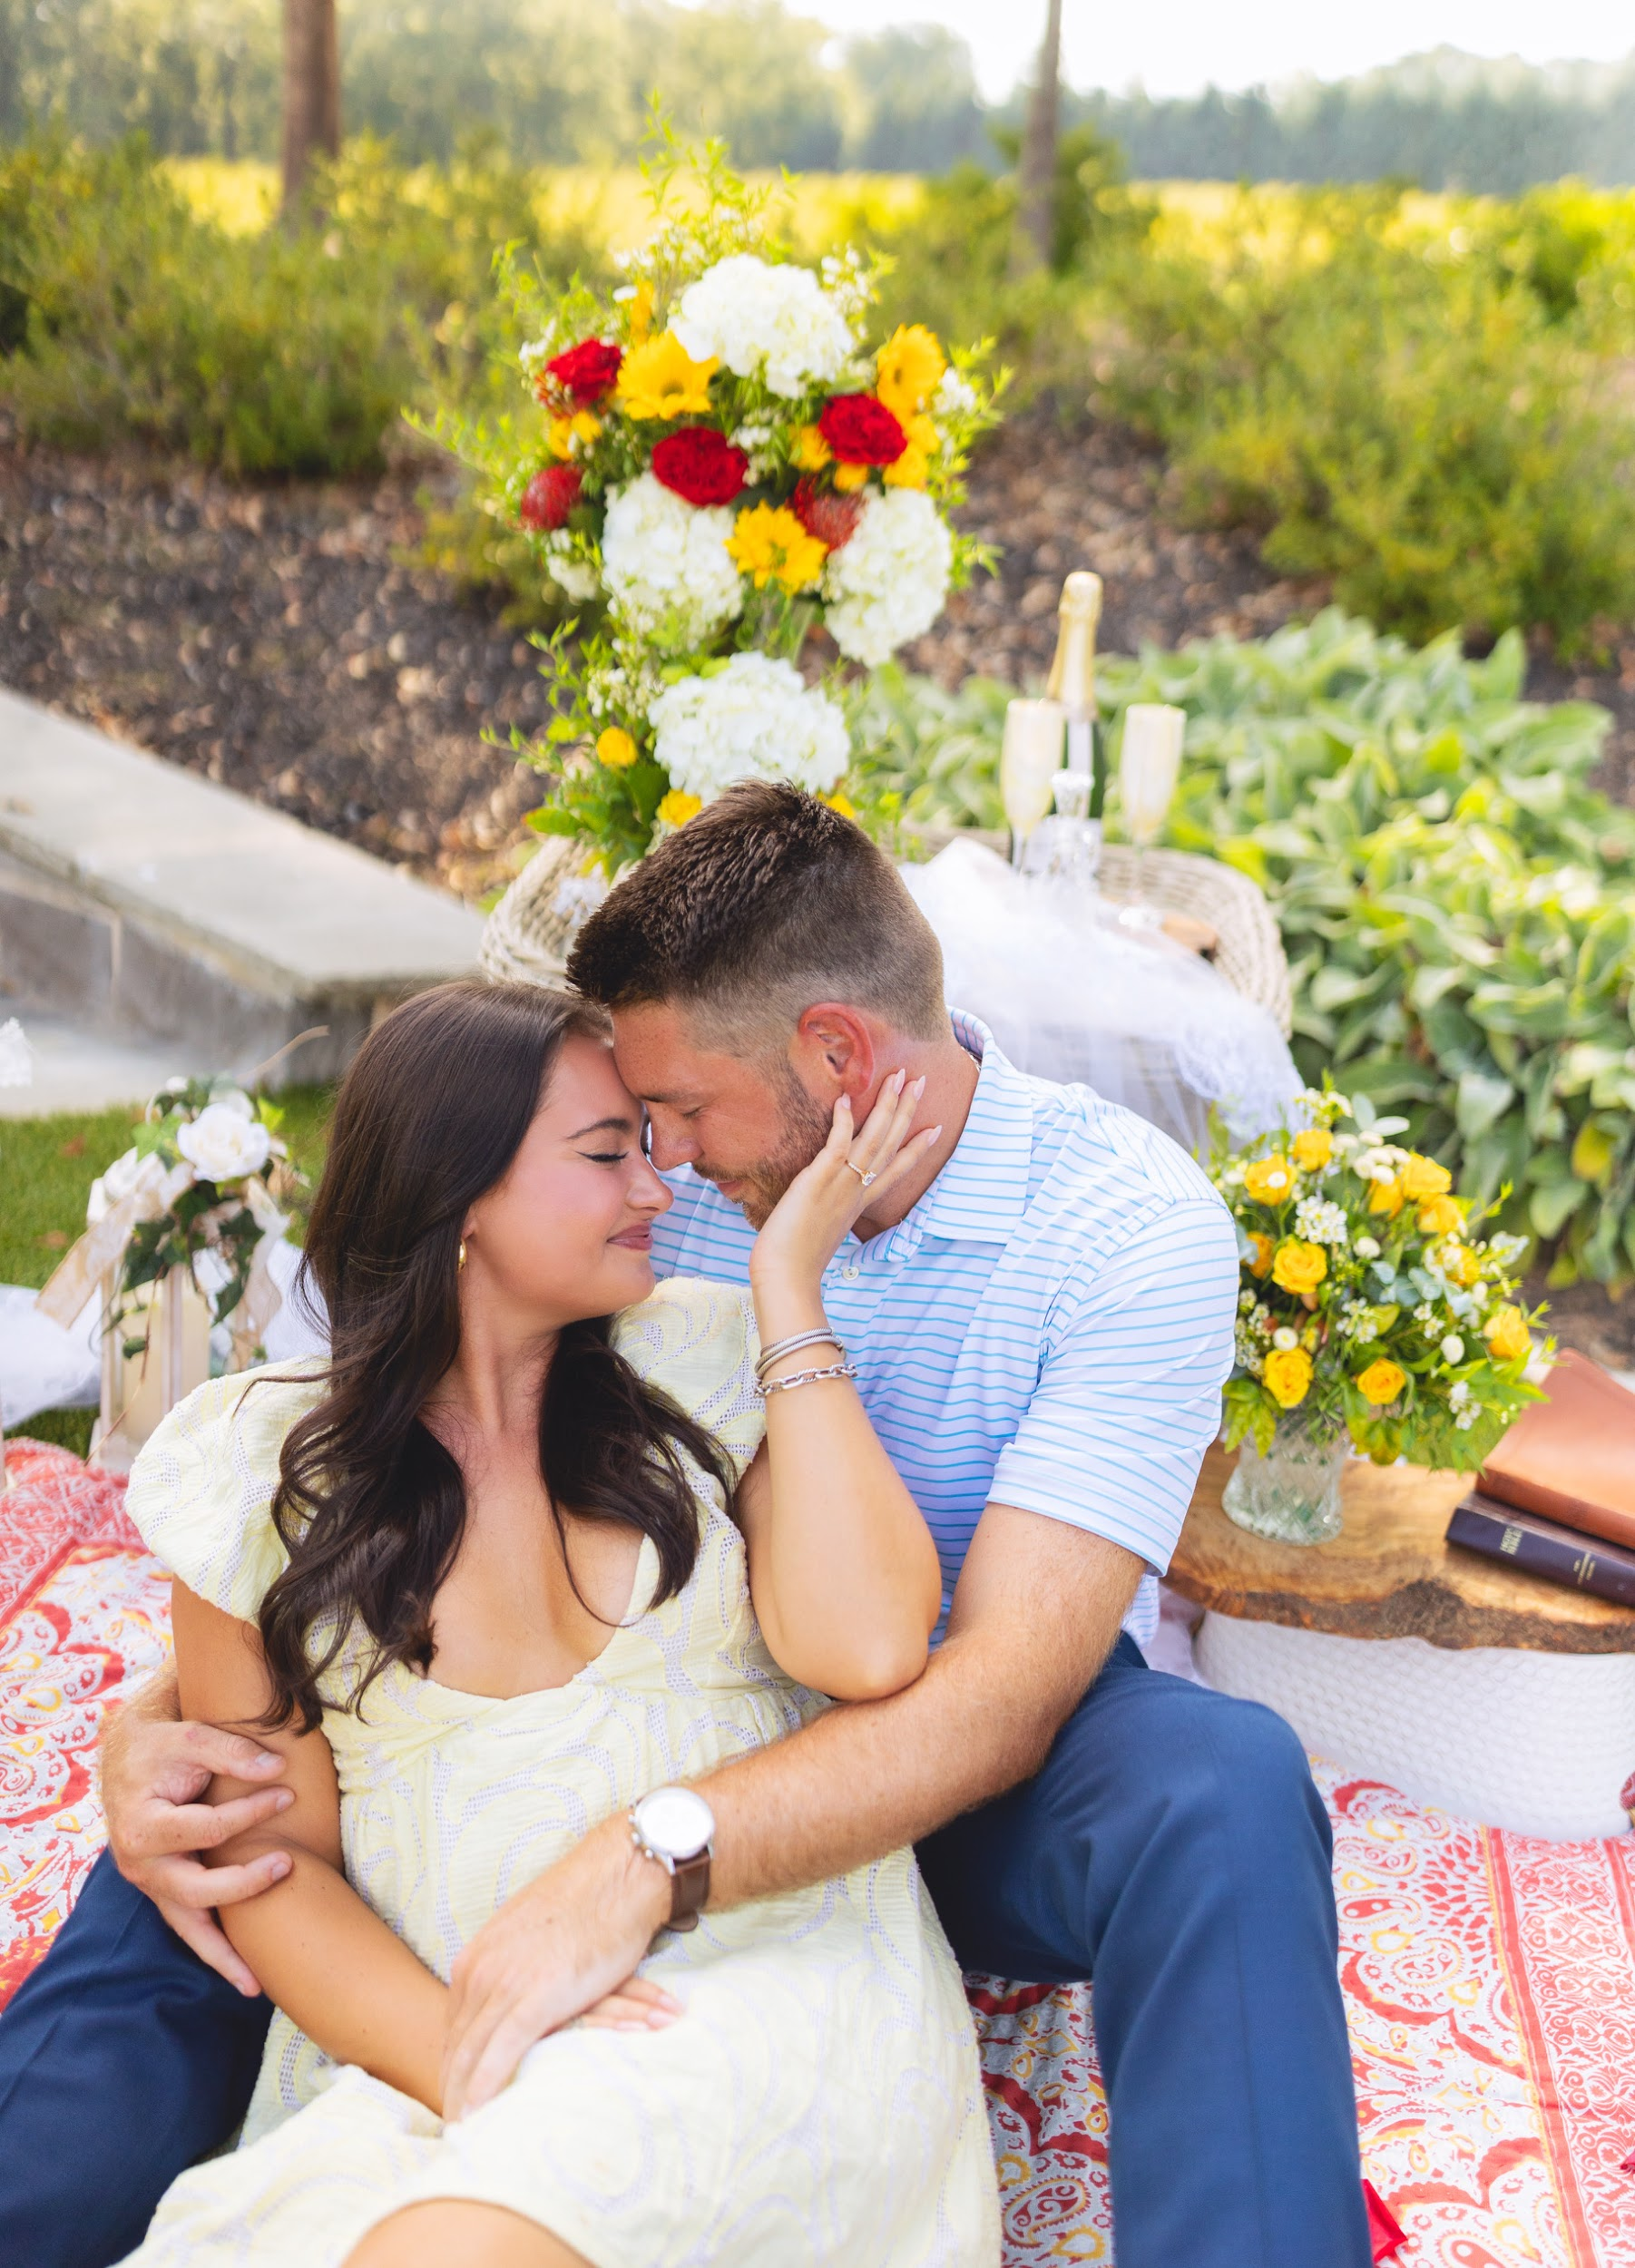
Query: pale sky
[{"left": 795, "top": 1, "right": 1635, "bottom": 104}]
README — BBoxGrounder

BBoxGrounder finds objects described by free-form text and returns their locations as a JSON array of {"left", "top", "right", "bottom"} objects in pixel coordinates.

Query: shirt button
[{"left": 842, "top": 1265, "right": 860, "bottom": 1281}]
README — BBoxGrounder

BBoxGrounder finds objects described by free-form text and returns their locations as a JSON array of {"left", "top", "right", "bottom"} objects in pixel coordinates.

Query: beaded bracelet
[
  {"left": 758, "top": 1361, "right": 859, "bottom": 1398},
  {"left": 754, "top": 1327, "right": 845, "bottom": 1383}
]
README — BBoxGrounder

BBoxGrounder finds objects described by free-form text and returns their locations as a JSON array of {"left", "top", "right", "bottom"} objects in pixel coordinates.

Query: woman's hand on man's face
[{"left": 748, "top": 1070, "right": 938, "bottom": 1305}]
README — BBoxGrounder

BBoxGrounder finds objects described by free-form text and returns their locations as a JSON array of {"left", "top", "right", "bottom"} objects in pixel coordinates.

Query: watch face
[{"left": 635, "top": 1785, "right": 714, "bottom": 1861}]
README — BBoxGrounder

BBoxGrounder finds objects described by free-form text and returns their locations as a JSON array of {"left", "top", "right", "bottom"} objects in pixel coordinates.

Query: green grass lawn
[{"left": 2, "top": 1085, "right": 336, "bottom": 1458}]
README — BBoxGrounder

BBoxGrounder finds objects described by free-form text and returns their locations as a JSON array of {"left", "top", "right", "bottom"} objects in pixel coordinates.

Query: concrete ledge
[{"left": 0, "top": 690, "right": 485, "bottom": 1083}]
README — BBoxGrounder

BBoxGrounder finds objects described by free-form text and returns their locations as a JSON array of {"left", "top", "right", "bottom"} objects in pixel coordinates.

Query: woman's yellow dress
[{"left": 119, "top": 1279, "right": 1000, "bottom": 2267}]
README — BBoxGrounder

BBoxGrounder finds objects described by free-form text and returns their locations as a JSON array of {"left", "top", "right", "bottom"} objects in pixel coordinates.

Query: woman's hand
[{"left": 749, "top": 1070, "right": 938, "bottom": 1309}]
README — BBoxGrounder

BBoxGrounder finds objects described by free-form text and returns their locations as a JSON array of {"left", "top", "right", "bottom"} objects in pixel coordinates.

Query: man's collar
[{"left": 904, "top": 1009, "right": 1034, "bottom": 1247}]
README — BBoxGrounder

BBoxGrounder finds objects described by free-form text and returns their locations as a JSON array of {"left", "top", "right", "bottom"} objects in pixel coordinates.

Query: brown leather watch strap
[{"left": 667, "top": 1849, "right": 710, "bottom": 1932}]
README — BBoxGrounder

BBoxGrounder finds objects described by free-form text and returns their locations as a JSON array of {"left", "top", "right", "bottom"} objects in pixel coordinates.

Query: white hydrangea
[
  {"left": 600, "top": 474, "right": 741, "bottom": 646},
  {"left": 1294, "top": 1198, "right": 1348, "bottom": 1246},
  {"left": 543, "top": 535, "right": 600, "bottom": 603},
  {"left": 651, "top": 653, "right": 850, "bottom": 805},
  {"left": 671, "top": 254, "right": 855, "bottom": 399},
  {"left": 822, "top": 488, "right": 953, "bottom": 666}
]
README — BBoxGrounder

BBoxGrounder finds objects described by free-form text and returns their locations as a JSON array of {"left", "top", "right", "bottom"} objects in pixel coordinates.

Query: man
[{"left": 0, "top": 786, "right": 1368, "bottom": 2268}]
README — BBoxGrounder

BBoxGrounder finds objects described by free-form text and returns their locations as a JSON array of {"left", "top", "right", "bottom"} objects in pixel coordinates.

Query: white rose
[
  {"left": 177, "top": 1103, "right": 272, "bottom": 1185},
  {"left": 600, "top": 474, "right": 742, "bottom": 647},
  {"left": 86, "top": 1144, "right": 152, "bottom": 1225},
  {"left": 651, "top": 654, "right": 849, "bottom": 806},
  {"left": 1353, "top": 1235, "right": 1380, "bottom": 1259},
  {"left": 823, "top": 488, "right": 953, "bottom": 666},
  {"left": 1440, "top": 1334, "right": 1465, "bottom": 1364},
  {"left": 671, "top": 254, "right": 855, "bottom": 399}
]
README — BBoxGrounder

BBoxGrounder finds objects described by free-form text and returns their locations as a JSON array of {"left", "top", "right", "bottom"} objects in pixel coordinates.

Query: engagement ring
[{"left": 845, "top": 1161, "right": 877, "bottom": 1188}]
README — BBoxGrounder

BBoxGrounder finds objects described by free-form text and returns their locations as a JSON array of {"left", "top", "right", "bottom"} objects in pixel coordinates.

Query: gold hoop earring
[{"left": 458, "top": 1240, "right": 467, "bottom": 1271}]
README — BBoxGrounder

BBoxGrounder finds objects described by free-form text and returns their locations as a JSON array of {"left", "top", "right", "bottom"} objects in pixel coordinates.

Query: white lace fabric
[{"left": 902, "top": 839, "right": 1300, "bottom": 1149}]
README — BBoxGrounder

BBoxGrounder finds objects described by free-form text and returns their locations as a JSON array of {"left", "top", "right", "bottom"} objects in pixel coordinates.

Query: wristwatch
[{"left": 629, "top": 1785, "right": 715, "bottom": 1932}]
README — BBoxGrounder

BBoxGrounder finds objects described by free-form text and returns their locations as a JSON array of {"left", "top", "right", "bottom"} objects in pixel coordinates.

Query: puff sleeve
[
  {"left": 612, "top": 1279, "right": 766, "bottom": 1481},
  {"left": 123, "top": 1367, "right": 328, "bottom": 1622}
]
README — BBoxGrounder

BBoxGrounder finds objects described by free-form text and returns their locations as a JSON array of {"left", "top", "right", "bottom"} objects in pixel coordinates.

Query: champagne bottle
[{"left": 1045, "top": 572, "right": 1105, "bottom": 816}]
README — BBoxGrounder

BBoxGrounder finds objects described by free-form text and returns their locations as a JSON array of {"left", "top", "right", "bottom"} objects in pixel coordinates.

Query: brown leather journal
[{"left": 1479, "top": 1349, "right": 1635, "bottom": 1553}]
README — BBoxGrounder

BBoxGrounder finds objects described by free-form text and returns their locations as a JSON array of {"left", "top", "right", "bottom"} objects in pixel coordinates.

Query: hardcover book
[
  {"left": 1478, "top": 1349, "right": 1635, "bottom": 1555},
  {"left": 1447, "top": 1491, "right": 1635, "bottom": 1612}
]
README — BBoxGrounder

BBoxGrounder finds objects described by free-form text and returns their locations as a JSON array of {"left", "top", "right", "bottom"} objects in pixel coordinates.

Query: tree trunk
[
  {"left": 281, "top": 0, "right": 341, "bottom": 222},
  {"left": 1015, "top": 0, "right": 1063, "bottom": 272}
]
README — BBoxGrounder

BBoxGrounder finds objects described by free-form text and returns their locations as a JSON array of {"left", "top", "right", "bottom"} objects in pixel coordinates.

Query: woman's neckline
[{"left": 396, "top": 1529, "right": 663, "bottom": 1706}]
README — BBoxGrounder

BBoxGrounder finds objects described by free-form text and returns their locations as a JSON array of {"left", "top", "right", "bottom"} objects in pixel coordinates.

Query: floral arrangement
[
  {"left": 433, "top": 139, "right": 1000, "bottom": 872},
  {"left": 1212, "top": 1088, "right": 1548, "bottom": 1468},
  {"left": 99, "top": 1080, "right": 305, "bottom": 1362}
]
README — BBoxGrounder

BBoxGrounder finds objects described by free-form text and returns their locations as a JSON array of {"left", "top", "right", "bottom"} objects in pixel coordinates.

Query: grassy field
[
  {"left": 2, "top": 1087, "right": 336, "bottom": 1457},
  {"left": 162, "top": 158, "right": 925, "bottom": 253},
  {"left": 163, "top": 158, "right": 1470, "bottom": 253}
]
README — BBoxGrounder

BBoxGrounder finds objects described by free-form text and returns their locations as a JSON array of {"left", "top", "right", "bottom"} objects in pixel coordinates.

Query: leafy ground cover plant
[{"left": 854, "top": 611, "right": 1635, "bottom": 1286}]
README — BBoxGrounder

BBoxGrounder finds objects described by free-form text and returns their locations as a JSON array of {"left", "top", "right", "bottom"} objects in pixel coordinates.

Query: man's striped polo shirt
[{"left": 649, "top": 1010, "right": 1239, "bottom": 1646}]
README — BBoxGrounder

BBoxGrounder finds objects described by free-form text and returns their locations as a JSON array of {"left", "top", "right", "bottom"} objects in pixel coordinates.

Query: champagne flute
[
  {"left": 1001, "top": 699, "right": 1066, "bottom": 869},
  {"left": 1118, "top": 703, "right": 1186, "bottom": 920}
]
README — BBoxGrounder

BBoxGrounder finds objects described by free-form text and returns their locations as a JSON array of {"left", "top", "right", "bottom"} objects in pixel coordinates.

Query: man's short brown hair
[{"left": 566, "top": 782, "right": 947, "bottom": 1048}]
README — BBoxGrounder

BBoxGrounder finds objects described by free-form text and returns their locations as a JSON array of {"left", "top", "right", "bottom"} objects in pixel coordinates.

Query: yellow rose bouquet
[{"left": 1211, "top": 1089, "right": 1549, "bottom": 1492}]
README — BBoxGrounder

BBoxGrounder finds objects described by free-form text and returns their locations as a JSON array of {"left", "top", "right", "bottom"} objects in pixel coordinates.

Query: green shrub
[
  {"left": 1092, "top": 187, "right": 1635, "bottom": 652},
  {"left": 851, "top": 613, "right": 1635, "bottom": 1285},
  {"left": 847, "top": 131, "right": 1153, "bottom": 398},
  {"left": 0, "top": 133, "right": 599, "bottom": 475}
]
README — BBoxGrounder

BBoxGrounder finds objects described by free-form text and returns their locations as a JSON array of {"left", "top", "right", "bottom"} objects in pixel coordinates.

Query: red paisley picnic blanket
[{"left": 5, "top": 1436, "right": 1635, "bottom": 2265}]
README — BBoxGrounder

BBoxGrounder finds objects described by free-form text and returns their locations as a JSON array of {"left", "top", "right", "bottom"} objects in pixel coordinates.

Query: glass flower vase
[{"left": 1222, "top": 1410, "right": 1349, "bottom": 1546}]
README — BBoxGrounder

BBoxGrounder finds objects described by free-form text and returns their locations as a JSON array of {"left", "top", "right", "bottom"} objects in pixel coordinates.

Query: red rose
[
  {"left": 651, "top": 427, "right": 749, "bottom": 508},
  {"left": 792, "top": 477, "right": 863, "bottom": 553},
  {"left": 519, "top": 463, "right": 583, "bottom": 531},
  {"left": 543, "top": 338, "right": 622, "bottom": 404},
  {"left": 818, "top": 394, "right": 906, "bottom": 466}
]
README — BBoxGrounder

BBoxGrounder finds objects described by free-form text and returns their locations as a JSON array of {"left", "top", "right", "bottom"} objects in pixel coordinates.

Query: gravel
[{"left": 4, "top": 399, "right": 1632, "bottom": 885}]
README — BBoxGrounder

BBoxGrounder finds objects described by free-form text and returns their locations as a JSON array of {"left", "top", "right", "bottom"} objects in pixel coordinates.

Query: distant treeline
[
  {"left": 1081, "top": 52, "right": 1635, "bottom": 194},
  {"left": 4, "top": 0, "right": 1633, "bottom": 190},
  {"left": 0, "top": 0, "right": 987, "bottom": 171}
]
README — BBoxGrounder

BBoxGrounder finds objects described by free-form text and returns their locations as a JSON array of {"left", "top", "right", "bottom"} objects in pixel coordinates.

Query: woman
[{"left": 119, "top": 981, "right": 999, "bottom": 2267}]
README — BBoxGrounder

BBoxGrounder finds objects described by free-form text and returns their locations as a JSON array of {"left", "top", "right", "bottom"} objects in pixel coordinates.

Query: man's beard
[{"left": 695, "top": 1063, "right": 832, "bottom": 1227}]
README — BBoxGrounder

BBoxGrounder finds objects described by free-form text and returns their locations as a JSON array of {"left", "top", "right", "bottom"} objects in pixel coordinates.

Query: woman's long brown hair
[{"left": 257, "top": 980, "right": 734, "bottom": 1731}]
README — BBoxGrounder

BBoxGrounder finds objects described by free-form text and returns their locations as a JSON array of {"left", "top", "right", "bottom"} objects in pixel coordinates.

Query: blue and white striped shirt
[{"left": 650, "top": 1011, "right": 1238, "bottom": 1646}]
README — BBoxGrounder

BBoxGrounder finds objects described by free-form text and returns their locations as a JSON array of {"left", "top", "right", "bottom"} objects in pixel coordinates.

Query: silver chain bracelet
[{"left": 758, "top": 1361, "right": 859, "bottom": 1398}]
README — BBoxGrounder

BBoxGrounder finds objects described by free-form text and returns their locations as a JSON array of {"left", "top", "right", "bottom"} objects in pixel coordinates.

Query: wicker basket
[
  {"left": 480, "top": 833, "right": 1293, "bottom": 1040},
  {"left": 479, "top": 837, "right": 600, "bottom": 987},
  {"left": 1096, "top": 845, "right": 1293, "bottom": 1038}
]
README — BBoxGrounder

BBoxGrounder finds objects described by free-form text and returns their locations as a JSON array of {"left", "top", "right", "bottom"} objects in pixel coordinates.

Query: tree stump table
[{"left": 1166, "top": 1444, "right": 1635, "bottom": 1840}]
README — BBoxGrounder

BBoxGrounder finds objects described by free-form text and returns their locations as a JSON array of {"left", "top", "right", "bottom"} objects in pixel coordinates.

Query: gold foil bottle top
[
  {"left": 1046, "top": 571, "right": 1102, "bottom": 718},
  {"left": 1058, "top": 571, "right": 1103, "bottom": 626}
]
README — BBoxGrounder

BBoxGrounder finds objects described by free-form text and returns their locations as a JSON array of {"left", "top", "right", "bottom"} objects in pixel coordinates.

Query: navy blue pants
[{"left": 0, "top": 1637, "right": 1367, "bottom": 2268}]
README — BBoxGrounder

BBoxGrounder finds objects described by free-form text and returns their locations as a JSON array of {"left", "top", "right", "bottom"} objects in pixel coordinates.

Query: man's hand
[
  {"left": 442, "top": 1813, "right": 671, "bottom": 2121},
  {"left": 99, "top": 1670, "right": 294, "bottom": 1996}
]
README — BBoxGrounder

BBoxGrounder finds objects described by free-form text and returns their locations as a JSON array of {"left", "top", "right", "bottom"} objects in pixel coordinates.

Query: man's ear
[{"left": 790, "top": 1003, "right": 877, "bottom": 1100}]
